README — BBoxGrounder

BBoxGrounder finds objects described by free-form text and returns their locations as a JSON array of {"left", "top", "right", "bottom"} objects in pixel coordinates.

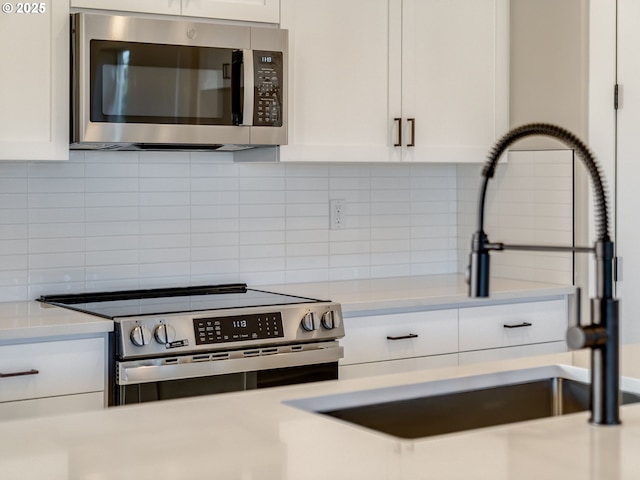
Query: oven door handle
[{"left": 117, "top": 344, "right": 343, "bottom": 385}]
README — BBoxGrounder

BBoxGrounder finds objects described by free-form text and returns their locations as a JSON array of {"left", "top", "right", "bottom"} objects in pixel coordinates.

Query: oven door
[{"left": 115, "top": 342, "right": 342, "bottom": 405}]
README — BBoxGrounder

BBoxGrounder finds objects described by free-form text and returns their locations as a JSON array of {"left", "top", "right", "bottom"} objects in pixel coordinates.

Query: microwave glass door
[{"left": 90, "top": 40, "right": 237, "bottom": 126}]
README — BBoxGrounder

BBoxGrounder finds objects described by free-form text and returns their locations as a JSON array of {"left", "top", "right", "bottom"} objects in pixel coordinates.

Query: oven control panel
[
  {"left": 194, "top": 312, "right": 284, "bottom": 345},
  {"left": 117, "top": 302, "right": 344, "bottom": 359}
]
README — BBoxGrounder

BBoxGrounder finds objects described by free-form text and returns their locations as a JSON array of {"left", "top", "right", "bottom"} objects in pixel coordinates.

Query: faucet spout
[{"left": 468, "top": 122, "right": 620, "bottom": 426}]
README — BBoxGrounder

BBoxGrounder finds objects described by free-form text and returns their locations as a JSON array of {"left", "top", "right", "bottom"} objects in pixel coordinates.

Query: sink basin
[{"left": 286, "top": 365, "right": 640, "bottom": 439}]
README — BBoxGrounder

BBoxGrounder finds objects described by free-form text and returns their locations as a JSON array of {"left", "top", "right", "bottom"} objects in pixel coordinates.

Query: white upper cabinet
[
  {"left": 70, "top": 0, "right": 280, "bottom": 23},
  {"left": 0, "top": 0, "right": 69, "bottom": 160},
  {"left": 401, "top": 0, "right": 509, "bottom": 163},
  {"left": 279, "top": 0, "right": 508, "bottom": 163}
]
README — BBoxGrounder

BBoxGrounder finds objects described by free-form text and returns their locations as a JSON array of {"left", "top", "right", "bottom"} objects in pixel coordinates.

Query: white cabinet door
[
  {"left": 279, "top": 0, "right": 507, "bottom": 163},
  {"left": 401, "top": 0, "right": 509, "bottom": 163},
  {"left": 70, "top": 0, "right": 181, "bottom": 15},
  {"left": 0, "top": 0, "right": 69, "bottom": 160},
  {"left": 279, "top": 0, "right": 400, "bottom": 162},
  {"left": 182, "top": 0, "right": 280, "bottom": 23}
]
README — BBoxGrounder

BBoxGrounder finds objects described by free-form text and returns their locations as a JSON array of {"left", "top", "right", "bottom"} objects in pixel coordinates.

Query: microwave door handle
[
  {"left": 231, "top": 50, "right": 244, "bottom": 125},
  {"left": 241, "top": 49, "right": 255, "bottom": 126}
]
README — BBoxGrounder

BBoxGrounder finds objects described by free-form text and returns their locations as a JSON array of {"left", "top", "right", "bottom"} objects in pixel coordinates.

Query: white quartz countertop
[
  {"left": 0, "top": 301, "right": 113, "bottom": 342},
  {"left": 0, "top": 275, "right": 573, "bottom": 342},
  {"left": 259, "top": 274, "right": 576, "bottom": 315},
  {"left": 4, "top": 347, "right": 640, "bottom": 479}
]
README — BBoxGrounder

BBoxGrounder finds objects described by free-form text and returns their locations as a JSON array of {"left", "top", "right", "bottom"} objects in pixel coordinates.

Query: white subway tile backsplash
[
  {"left": 85, "top": 178, "right": 139, "bottom": 192},
  {"left": 0, "top": 254, "right": 27, "bottom": 270},
  {"left": 29, "top": 252, "right": 85, "bottom": 270},
  {"left": 1, "top": 194, "right": 28, "bottom": 209},
  {"left": 457, "top": 150, "right": 574, "bottom": 284},
  {"left": 85, "top": 250, "right": 139, "bottom": 267},
  {"left": 0, "top": 146, "right": 573, "bottom": 300},
  {"left": 0, "top": 210, "right": 28, "bottom": 224},
  {"left": 28, "top": 208, "right": 84, "bottom": 224},
  {"left": 371, "top": 263, "right": 411, "bottom": 278}
]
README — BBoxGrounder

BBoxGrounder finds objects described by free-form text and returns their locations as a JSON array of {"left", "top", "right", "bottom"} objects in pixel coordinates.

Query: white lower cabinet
[
  {"left": 339, "top": 309, "right": 458, "bottom": 379},
  {"left": 339, "top": 297, "right": 569, "bottom": 379},
  {"left": 0, "top": 337, "right": 107, "bottom": 421}
]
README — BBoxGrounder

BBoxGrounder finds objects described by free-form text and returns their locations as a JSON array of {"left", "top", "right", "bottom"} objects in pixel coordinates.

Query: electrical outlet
[{"left": 330, "top": 199, "right": 346, "bottom": 230}]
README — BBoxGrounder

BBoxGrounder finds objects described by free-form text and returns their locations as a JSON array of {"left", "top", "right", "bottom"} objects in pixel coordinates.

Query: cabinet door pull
[
  {"left": 387, "top": 333, "right": 418, "bottom": 340},
  {"left": 407, "top": 118, "right": 416, "bottom": 147},
  {"left": 394, "top": 118, "right": 402, "bottom": 146},
  {"left": 503, "top": 322, "right": 532, "bottom": 329},
  {"left": 0, "top": 369, "right": 39, "bottom": 378}
]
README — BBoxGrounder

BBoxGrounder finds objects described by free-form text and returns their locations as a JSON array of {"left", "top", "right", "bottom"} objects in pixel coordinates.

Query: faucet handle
[{"left": 566, "top": 325, "right": 607, "bottom": 350}]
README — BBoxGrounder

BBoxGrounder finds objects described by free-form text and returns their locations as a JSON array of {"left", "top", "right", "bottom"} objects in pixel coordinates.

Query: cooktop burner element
[{"left": 39, "top": 284, "right": 344, "bottom": 361}]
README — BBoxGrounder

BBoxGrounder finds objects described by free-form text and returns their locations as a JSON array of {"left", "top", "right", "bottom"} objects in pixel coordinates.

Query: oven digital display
[{"left": 194, "top": 312, "right": 284, "bottom": 345}]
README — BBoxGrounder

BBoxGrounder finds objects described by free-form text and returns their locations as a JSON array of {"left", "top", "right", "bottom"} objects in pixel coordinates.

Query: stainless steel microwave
[{"left": 71, "top": 13, "right": 287, "bottom": 151}]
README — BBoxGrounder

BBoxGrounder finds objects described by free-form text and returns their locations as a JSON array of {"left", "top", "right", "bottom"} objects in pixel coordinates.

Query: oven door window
[
  {"left": 118, "top": 363, "right": 338, "bottom": 405},
  {"left": 90, "top": 40, "right": 236, "bottom": 125}
]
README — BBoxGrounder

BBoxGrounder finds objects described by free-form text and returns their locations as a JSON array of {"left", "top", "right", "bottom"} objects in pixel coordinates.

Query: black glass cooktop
[{"left": 38, "top": 284, "right": 324, "bottom": 319}]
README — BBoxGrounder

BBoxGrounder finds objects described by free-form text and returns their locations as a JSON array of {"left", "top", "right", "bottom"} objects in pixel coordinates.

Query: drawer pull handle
[
  {"left": 503, "top": 322, "right": 532, "bottom": 329},
  {"left": 0, "top": 369, "right": 39, "bottom": 378},
  {"left": 387, "top": 334, "right": 418, "bottom": 341}
]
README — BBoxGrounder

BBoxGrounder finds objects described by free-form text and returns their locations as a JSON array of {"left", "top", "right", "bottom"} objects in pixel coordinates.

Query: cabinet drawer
[
  {"left": 340, "top": 310, "right": 458, "bottom": 366},
  {"left": 339, "top": 353, "right": 458, "bottom": 380},
  {"left": 458, "top": 341, "right": 568, "bottom": 366},
  {"left": 0, "top": 392, "right": 104, "bottom": 422},
  {"left": 459, "top": 299, "right": 567, "bottom": 352},
  {"left": 0, "top": 338, "right": 105, "bottom": 403}
]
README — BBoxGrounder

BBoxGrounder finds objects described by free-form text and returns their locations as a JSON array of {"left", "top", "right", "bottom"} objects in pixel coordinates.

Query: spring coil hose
[{"left": 478, "top": 123, "right": 611, "bottom": 242}]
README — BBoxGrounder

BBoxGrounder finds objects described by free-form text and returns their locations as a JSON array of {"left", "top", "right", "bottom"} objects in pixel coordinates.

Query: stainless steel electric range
[{"left": 39, "top": 284, "right": 344, "bottom": 405}]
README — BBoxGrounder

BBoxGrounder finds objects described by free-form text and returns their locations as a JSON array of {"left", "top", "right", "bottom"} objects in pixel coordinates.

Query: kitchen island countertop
[{"left": 3, "top": 346, "right": 640, "bottom": 479}]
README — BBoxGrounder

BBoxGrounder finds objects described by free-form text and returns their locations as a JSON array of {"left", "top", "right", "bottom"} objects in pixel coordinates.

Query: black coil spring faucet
[{"left": 467, "top": 123, "right": 620, "bottom": 426}]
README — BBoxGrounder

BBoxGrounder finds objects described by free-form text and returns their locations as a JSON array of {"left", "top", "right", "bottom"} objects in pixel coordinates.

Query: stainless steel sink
[
  {"left": 319, "top": 377, "right": 640, "bottom": 439},
  {"left": 286, "top": 366, "right": 640, "bottom": 439}
]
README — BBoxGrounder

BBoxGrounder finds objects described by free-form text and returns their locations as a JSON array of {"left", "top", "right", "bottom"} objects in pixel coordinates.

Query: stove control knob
[
  {"left": 130, "top": 325, "right": 152, "bottom": 347},
  {"left": 154, "top": 324, "right": 176, "bottom": 345},
  {"left": 301, "top": 312, "right": 317, "bottom": 332},
  {"left": 321, "top": 311, "right": 336, "bottom": 329}
]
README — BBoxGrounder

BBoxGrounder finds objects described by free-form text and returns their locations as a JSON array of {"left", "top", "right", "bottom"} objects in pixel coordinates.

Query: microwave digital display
[{"left": 253, "top": 50, "right": 283, "bottom": 127}]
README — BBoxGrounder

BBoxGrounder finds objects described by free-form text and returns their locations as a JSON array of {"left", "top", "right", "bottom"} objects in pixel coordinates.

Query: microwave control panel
[{"left": 253, "top": 51, "right": 283, "bottom": 127}]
